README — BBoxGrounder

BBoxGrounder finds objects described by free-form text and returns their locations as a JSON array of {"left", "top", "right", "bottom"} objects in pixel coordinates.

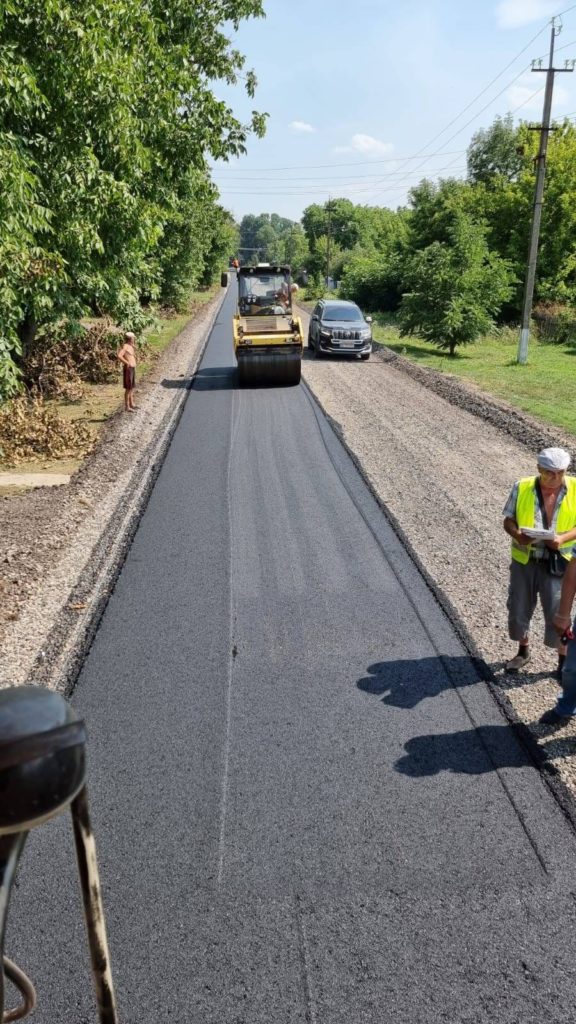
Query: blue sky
[{"left": 211, "top": 0, "right": 576, "bottom": 223}]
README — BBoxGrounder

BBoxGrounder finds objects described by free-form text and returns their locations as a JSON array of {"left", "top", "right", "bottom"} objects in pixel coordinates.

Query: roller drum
[{"left": 237, "top": 348, "right": 301, "bottom": 387}]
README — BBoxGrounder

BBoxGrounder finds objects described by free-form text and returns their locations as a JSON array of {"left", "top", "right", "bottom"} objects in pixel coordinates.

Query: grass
[{"left": 373, "top": 317, "right": 576, "bottom": 438}]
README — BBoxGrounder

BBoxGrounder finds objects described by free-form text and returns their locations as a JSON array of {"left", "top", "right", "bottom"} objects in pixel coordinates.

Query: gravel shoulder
[
  {"left": 299, "top": 311, "right": 576, "bottom": 797},
  {"left": 0, "top": 289, "right": 225, "bottom": 691}
]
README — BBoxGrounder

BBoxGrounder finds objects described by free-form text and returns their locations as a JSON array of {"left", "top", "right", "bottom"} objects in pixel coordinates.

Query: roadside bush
[
  {"left": 303, "top": 274, "right": 325, "bottom": 303},
  {"left": 340, "top": 250, "right": 405, "bottom": 312},
  {"left": 21, "top": 320, "right": 122, "bottom": 398},
  {"left": 533, "top": 305, "right": 576, "bottom": 345}
]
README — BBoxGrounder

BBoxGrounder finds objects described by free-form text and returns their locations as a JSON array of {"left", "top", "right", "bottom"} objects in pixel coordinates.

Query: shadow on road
[
  {"left": 395, "top": 723, "right": 536, "bottom": 776},
  {"left": 191, "top": 367, "right": 238, "bottom": 391},
  {"left": 161, "top": 376, "right": 193, "bottom": 389},
  {"left": 357, "top": 655, "right": 479, "bottom": 710}
]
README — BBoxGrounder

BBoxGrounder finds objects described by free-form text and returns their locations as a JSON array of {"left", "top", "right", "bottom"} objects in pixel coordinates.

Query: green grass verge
[
  {"left": 139, "top": 286, "right": 218, "bottom": 374},
  {"left": 373, "top": 317, "right": 576, "bottom": 438}
]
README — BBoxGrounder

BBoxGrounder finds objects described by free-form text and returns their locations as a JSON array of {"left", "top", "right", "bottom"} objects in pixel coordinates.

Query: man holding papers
[{"left": 503, "top": 447, "right": 576, "bottom": 679}]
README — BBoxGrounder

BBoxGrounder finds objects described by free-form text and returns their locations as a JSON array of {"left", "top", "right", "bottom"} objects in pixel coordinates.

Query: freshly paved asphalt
[{"left": 9, "top": 287, "right": 576, "bottom": 1022}]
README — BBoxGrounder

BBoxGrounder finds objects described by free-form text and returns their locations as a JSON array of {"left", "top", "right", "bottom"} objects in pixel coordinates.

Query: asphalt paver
[{"left": 8, "top": 289, "right": 576, "bottom": 1022}]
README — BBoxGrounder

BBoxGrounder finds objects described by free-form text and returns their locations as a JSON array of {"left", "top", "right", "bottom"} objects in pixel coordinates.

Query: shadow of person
[
  {"left": 539, "top": 732, "right": 576, "bottom": 759},
  {"left": 395, "top": 724, "right": 535, "bottom": 778},
  {"left": 191, "top": 367, "right": 238, "bottom": 391},
  {"left": 357, "top": 655, "right": 480, "bottom": 711},
  {"left": 160, "top": 377, "right": 193, "bottom": 389}
]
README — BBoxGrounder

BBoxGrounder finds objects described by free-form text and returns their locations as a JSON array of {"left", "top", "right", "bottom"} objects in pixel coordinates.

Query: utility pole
[
  {"left": 517, "top": 17, "right": 575, "bottom": 363},
  {"left": 326, "top": 198, "right": 333, "bottom": 290}
]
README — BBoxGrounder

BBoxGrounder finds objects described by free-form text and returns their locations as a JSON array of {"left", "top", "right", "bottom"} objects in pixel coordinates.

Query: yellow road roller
[{"left": 233, "top": 264, "right": 303, "bottom": 386}]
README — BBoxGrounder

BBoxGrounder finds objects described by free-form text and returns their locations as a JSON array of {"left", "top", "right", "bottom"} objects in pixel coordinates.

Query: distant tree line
[
  {"left": 237, "top": 213, "right": 309, "bottom": 271},
  {"left": 0, "top": 0, "right": 265, "bottom": 399},
  {"left": 240, "top": 115, "right": 576, "bottom": 354}
]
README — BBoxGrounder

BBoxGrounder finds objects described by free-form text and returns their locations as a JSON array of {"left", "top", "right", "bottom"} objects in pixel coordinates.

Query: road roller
[{"left": 233, "top": 264, "right": 303, "bottom": 386}]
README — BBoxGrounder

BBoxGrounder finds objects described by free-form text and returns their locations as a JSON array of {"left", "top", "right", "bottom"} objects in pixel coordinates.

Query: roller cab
[{"left": 233, "top": 264, "right": 303, "bottom": 386}]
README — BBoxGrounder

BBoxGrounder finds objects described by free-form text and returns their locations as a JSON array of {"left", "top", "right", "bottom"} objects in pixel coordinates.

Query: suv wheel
[{"left": 360, "top": 352, "right": 370, "bottom": 361}]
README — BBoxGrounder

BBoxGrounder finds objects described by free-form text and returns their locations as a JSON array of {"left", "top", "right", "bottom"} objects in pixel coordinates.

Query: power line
[
  {"left": 221, "top": 9, "right": 576, "bottom": 213},
  {"left": 209, "top": 148, "right": 468, "bottom": 175},
  {"left": 554, "top": 3, "right": 576, "bottom": 18},
  {"left": 406, "top": 22, "right": 550, "bottom": 159},
  {"left": 368, "top": 61, "right": 544, "bottom": 200},
  {"left": 213, "top": 159, "right": 470, "bottom": 186},
  {"left": 217, "top": 172, "right": 469, "bottom": 197},
  {"left": 364, "top": 22, "right": 551, "bottom": 202},
  {"left": 212, "top": 27, "right": 561, "bottom": 181}
]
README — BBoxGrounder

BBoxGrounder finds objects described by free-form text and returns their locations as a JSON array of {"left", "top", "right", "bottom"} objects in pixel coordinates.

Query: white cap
[{"left": 537, "top": 447, "right": 571, "bottom": 471}]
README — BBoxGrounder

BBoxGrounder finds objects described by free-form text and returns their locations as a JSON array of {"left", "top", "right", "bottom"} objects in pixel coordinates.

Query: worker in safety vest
[{"left": 502, "top": 447, "right": 576, "bottom": 679}]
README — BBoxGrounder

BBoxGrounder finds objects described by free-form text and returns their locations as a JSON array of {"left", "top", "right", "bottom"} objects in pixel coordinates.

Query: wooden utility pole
[
  {"left": 517, "top": 17, "right": 575, "bottom": 364},
  {"left": 326, "top": 198, "right": 334, "bottom": 289}
]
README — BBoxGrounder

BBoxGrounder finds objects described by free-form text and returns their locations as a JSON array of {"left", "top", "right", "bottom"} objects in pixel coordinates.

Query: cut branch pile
[
  {"left": 0, "top": 397, "right": 93, "bottom": 466},
  {"left": 23, "top": 320, "right": 122, "bottom": 399}
]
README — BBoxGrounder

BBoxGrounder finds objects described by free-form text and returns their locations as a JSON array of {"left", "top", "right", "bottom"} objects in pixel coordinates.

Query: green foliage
[
  {"left": 339, "top": 249, "right": 406, "bottom": 311},
  {"left": 533, "top": 306, "right": 576, "bottom": 345},
  {"left": 467, "top": 113, "right": 526, "bottom": 184},
  {"left": 0, "top": 0, "right": 266, "bottom": 400},
  {"left": 238, "top": 213, "right": 309, "bottom": 270},
  {"left": 301, "top": 198, "right": 409, "bottom": 295},
  {"left": 399, "top": 213, "right": 513, "bottom": 356}
]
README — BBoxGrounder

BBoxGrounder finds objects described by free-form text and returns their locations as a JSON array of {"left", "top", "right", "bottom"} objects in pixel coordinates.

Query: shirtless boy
[{"left": 117, "top": 332, "right": 137, "bottom": 412}]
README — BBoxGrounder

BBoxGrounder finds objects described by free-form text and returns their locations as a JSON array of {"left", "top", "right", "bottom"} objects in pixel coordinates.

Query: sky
[{"left": 210, "top": 0, "right": 576, "bottom": 224}]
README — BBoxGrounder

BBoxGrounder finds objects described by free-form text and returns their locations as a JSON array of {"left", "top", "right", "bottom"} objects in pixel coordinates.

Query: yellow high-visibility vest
[{"left": 511, "top": 475, "right": 576, "bottom": 564}]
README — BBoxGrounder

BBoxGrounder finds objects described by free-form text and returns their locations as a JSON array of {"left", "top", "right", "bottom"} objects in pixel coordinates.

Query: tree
[
  {"left": 0, "top": 0, "right": 267, "bottom": 399},
  {"left": 238, "top": 213, "right": 308, "bottom": 267},
  {"left": 339, "top": 249, "right": 406, "bottom": 312},
  {"left": 399, "top": 213, "right": 513, "bottom": 356},
  {"left": 467, "top": 114, "right": 526, "bottom": 184}
]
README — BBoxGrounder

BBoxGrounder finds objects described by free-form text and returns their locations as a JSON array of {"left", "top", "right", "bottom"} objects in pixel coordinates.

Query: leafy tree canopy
[
  {"left": 399, "top": 212, "right": 513, "bottom": 355},
  {"left": 0, "top": 0, "right": 266, "bottom": 399},
  {"left": 467, "top": 113, "right": 526, "bottom": 184}
]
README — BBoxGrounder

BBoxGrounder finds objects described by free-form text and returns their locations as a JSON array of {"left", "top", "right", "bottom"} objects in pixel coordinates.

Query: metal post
[
  {"left": 70, "top": 787, "right": 119, "bottom": 1024},
  {"left": 517, "top": 18, "right": 574, "bottom": 363},
  {"left": 0, "top": 833, "right": 33, "bottom": 1022}
]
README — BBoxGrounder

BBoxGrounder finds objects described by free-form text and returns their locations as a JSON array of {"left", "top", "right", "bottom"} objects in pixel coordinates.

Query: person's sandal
[{"left": 505, "top": 652, "right": 531, "bottom": 673}]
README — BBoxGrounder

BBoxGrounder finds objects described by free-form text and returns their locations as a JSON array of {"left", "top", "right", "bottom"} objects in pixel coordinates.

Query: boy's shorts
[{"left": 123, "top": 366, "right": 135, "bottom": 390}]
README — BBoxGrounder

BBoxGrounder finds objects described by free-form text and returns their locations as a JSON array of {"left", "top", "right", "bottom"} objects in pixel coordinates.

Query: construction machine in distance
[{"left": 233, "top": 264, "right": 303, "bottom": 386}]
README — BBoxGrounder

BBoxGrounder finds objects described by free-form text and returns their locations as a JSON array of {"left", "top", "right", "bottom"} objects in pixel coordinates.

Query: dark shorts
[
  {"left": 123, "top": 365, "right": 135, "bottom": 390},
  {"left": 507, "top": 558, "right": 562, "bottom": 648}
]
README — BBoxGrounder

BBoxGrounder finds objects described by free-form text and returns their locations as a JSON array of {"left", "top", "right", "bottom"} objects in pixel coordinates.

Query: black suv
[{"left": 308, "top": 299, "right": 372, "bottom": 360}]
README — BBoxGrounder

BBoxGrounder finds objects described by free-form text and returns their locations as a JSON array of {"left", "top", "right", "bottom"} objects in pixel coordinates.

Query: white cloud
[
  {"left": 333, "top": 133, "right": 394, "bottom": 157},
  {"left": 496, "top": 0, "right": 558, "bottom": 29},
  {"left": 289, "top": 120, "right": 315, "bottom": 133}
]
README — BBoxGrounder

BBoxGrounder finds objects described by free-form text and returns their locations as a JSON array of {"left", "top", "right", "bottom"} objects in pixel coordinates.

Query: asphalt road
[{"left": 9, "top": 287, "right": 576, "bottom": 1023}]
